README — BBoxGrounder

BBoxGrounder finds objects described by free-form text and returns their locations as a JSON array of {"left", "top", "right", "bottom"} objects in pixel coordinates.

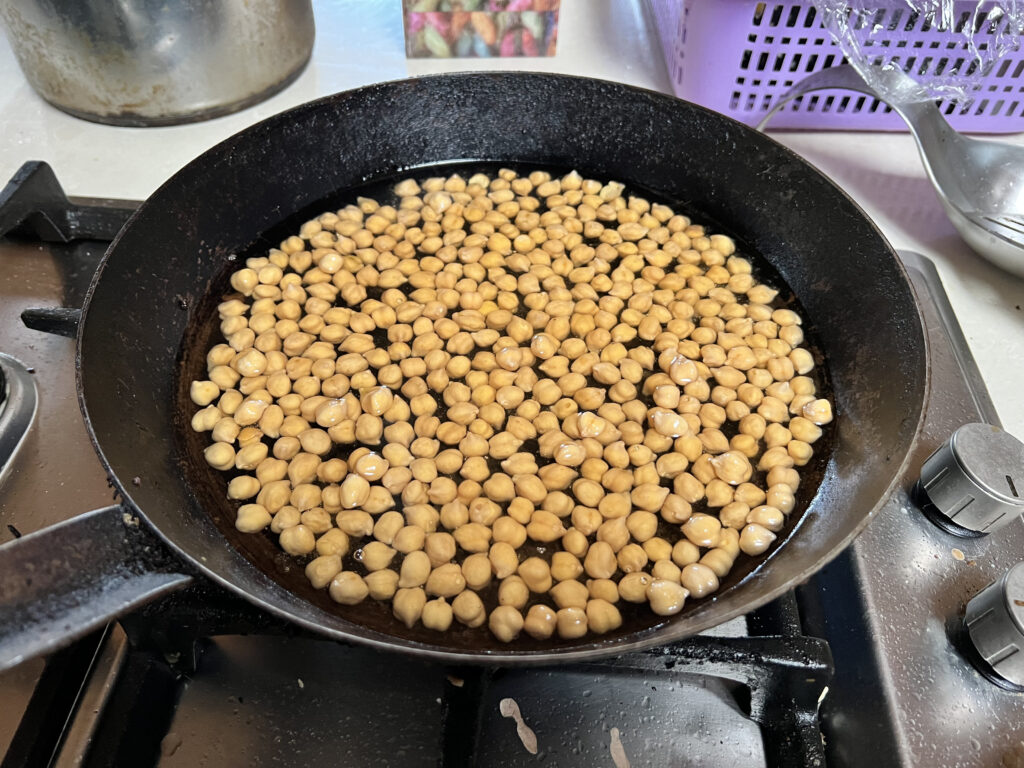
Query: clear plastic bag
[{"left": 812, "top": 1, "right": 1024, "bottom": 102}]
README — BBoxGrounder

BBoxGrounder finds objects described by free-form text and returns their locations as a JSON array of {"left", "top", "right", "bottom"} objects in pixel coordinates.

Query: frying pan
[{"left": 0, "top": 73, "right": 927, "bottom": 670}]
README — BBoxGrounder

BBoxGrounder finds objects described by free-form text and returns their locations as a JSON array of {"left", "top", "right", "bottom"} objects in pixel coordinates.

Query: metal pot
[{"left": 0, "top": 0, "right": 314, "bottom": 126}]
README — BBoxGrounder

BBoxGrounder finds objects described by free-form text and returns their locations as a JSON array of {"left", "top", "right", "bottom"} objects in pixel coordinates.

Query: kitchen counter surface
[{"left": 1, "top": 0, "right": 1021, "bottom": 434}]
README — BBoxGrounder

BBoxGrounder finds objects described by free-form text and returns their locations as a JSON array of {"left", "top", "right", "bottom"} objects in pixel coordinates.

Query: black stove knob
[
  {"left": 917, "top": 423, "right": 1024, "bottom": 536},
  {"left": 964, "top": 562, "right": 1024, "bottom": 691}
]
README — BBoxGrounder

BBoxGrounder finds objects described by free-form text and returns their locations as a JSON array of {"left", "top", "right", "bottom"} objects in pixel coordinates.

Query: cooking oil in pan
[{"left": 176, "top": 161, "right": 835, "bottom": 649}]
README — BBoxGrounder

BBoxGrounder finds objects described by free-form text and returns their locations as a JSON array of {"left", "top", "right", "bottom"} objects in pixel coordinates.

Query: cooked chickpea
[
  {"left": 316, "top": 528, "right": 350, "bottom": 557},
  {"left": 524, "top": 604, "right": 558, "bottom": 639},
  {"left": 556, "top": 606, "right": 588, "bottom": 639},
  {"left": 227, "top": 475, "right": 260, "bottom": 500},
  {"left": 740, "top": 523, "right": 777, "bottom": 555},
  {"left": 205, "top": 442, "right": 236, "bottom": 471},
  {"left": 364, "top": 569, "right": 400, "bottom": 600},
  {"left": 681, "top": 514, "right": 722, "bottom": 548},
  {"left": 586, "top": 599, "right": 622, "bottom": 634},
  {"left": 646, "top": 580, "right": 689, "bottom": 615},
  {"left": 448, "top": 590, "right": 485, "bottom": 628},
  {"left": 426, "top": 563, "right": 466, "bottom": 597},
  {"left": 518, "top": 557, "right": 553, "bottom": 593},
  {"left": 618, "top": 572, "right": 653, "bottom": 602},
  {"left": 422, "top": 598, "right": 454, "bottom": 631},
  {"left": 235, "top": 503, "right": 271, "bottom": 532},
  {"left": 305, "top": 555, "right": 343, "bottom": 589},
  {"left": 680, "top": 563, "right": 720, "bottom": 598},
  {"left": 489, "top": 605, "right": 524, "bottom": 642},
  {"left": 393, "top": 587, "right": 427, "bottom": 627},
  {"left": 329, "top": 572, "right": 370, "bottom": 605}
]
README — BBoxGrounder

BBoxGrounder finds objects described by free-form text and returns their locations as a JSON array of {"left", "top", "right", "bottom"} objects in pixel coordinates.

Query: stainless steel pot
[{"left": 0, "top": 0, "right": 315, "bottom": 126}]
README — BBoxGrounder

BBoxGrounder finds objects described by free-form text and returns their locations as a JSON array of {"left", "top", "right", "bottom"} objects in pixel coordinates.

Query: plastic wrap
[{"left": 812, "top": 0, "right": 1024, "bottom": 102}]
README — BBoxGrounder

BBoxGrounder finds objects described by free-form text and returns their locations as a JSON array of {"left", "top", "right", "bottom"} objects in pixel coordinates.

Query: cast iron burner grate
[{"left": 0, "top": 161, "right": 831, "bottom": 768}]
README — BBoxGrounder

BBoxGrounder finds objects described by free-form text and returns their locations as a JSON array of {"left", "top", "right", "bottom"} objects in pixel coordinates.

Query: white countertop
[{"left": 2, "top": 0, "right": 1022, "bottom": 434}]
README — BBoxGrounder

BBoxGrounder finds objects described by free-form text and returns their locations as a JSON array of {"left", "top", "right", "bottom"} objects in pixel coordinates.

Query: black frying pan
[{"left": 0, "top": 73, "right": 927, "bottom": 669}]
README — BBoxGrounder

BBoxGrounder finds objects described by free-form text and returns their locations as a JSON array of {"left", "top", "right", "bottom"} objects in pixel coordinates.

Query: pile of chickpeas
[{"left": 189, "top": 168, "right": 833, "bottom": 643}]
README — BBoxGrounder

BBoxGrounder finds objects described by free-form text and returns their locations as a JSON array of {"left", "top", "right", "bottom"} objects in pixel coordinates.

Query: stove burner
[{"left": 0, "top": 353, "right": 38, "bottom": 486}]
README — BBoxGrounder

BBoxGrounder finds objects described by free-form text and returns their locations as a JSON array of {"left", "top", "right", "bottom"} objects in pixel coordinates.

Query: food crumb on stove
[
  {"left": 132, "top": 476, "right": 142, "bottom": 487},
  {"left": 121, "top": 512, "right": 140, "bottom": 527},
  {"left": 160, "top": 731, "right": 183, "bottom": 757},
  {"left": 6, "top": 524, "right": 21, "bottom": 539},
  {"left": 446, "top": 675, "right": 465, "bottom": 687},
  {"left": 297, "top": 678, "right": 304, "bottom": 689},
  {"left": 609, "top": 727, "right": 630, "bottom": 768},
  {"left": 499, "top": 697, "right": 538, "bottom": 754},
  {"left": 951, "top": 548, "right": 965, "bottom": 561}
]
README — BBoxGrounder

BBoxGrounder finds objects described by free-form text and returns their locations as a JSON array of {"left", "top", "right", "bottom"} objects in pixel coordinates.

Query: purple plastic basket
[{"left": 648, "top": 0, "right": 1024, "bottom": 132}]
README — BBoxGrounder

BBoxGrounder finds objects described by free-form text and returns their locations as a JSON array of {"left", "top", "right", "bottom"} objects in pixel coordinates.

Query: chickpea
[
  {"left": 462, "top": 552, "right": 492, "bottom": 590},
  {"left": 399, "top": 550, "right": 432, "bottom": 589},
  {"left": 426, "top": 563, "right": 466, "bottom": 597},
  {"left": 556, "top": 607, "right": 588, "bottom": 639},
  {"left": 619, "top": 572, "right": 654, "bottom": 603},
  {"left": 227, "top": 475, "right": 260, "bottom": 500},
  {"left": 682, "top": 513, "right": 722, "bottom": 548},
  {"left": 646, "top": 580, "right": 689, "bottom": 615},
  {"left": 551, "top": 551, "right": 584, "bottom": 582},
  {"left": 748, "top": 504, "right": 786, "bottom": 532},
  {"left": 631, "top": 483, "right": 669, "bottom": 512},
  {"left": 329, "top": 572, "right": 370, "bottom": 605},
  {"left": 489, "top": 542, "right": 520, "bottom": 579},
  {"left": 422, "top": 598, "right": 454, "bottom": 631},
  {"left": 305, "top": 555, "right": 343, "bottom": 589},
  {"left": 586, "top": 599, "right": 622, "bottom": 634},
  {"left": 205, "top": 442, "right": 236, "bottom": 471},
  {"left": 652, "top": 558, "right": 683, "bottom": 583},
  {"left": 518, "top": 557, "right": 553, "bottom": 593},
  {"left": 680, "top": 563, "right": 720, "bottom": 598},
  {"left": 190, "top": 380, "right": 220, "bottom": 407},
  {"left": 444, "top": 591, "right": 484, "bottom": 630},
  {"left": 642, "top": 536, "right": 673, "bottom": 562},
  {"left": 526, "top": 510, "right": 566, "bottom": 543},
  {"left": 316, "top": 528, "right": 350, "bottom": 557},
  {"left": 524, "top": 604, "right": 558, "bottom": 639},
  {"left": 583, "top": 541, "right": 617, "bottom": 579},
  {"left": 489, "top": 605, "right": 524, "bottom": 642},
  {"left": 740, "top": 523, "right": 777, "bottom": 555},
  {"left": 235, "top": 503, "right": 271, "bottom": 533},
  {"left": 364, "top": 569, "right": 400, "bottom": 600},
  {"left": 393, "top": 587, "right": 427, "bottom": 628},
  {"left": 766, "top": 483, "right": 796, "bottom": 514}
]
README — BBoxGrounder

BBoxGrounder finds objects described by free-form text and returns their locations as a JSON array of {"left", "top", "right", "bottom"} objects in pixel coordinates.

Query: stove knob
[
  {"left": 964, "top": 562, "right": 1024, "bottom": 690},
  {"left": 917, "top": 423, "right": 1024, "bottom": 536}
]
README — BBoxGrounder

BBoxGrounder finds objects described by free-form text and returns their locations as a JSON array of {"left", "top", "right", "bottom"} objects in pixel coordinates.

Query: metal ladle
[{"left": 758, "top": 64, "right": 1024, "bottom": 277}]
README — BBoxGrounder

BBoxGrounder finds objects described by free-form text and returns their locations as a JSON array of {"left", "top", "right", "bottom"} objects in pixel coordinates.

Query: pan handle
[{"left": 0, "top": 505, "right": 193, "bottom": 673}]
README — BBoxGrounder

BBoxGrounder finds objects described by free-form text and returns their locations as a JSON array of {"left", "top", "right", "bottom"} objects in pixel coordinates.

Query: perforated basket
[{"left": 647, "top": 0, "right": 1024, "bottom": 132}]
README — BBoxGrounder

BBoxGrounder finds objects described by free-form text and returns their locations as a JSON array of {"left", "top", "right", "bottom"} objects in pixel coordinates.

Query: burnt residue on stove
[{"left": 172, "top": 161, "right": 836, "bottom": 651}]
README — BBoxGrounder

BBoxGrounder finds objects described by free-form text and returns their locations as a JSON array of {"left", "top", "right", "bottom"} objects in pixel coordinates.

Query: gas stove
[{"left": 0, "top": 163, "right": 1022, "bottom": 768}]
